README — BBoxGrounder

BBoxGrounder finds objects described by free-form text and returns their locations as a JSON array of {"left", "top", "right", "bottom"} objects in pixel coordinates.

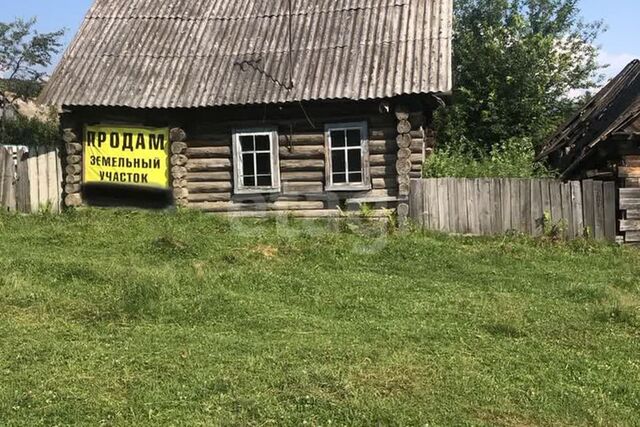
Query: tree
[
  {"left": 436, "top": 0, "right": 604, "bottom": 154},
  {"left": 0, "top": 18, "right": 64, "bottom": 142}
]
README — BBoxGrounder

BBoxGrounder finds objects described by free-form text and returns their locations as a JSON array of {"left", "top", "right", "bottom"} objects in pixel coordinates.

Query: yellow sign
[{"left": 84, "top": 125, "right": 170, "bottom": 189}]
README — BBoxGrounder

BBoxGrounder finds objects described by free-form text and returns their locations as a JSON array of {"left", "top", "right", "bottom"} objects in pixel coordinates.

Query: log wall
[{"left": 62, "top": 97, "right": 435, "bottom": 217}]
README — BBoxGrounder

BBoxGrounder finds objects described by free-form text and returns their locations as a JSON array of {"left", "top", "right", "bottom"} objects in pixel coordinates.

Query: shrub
[
  {"left": 0, "top": 112, "right": 59, "bottom": 147},
  {"left": 423, "top": 137, "right": 554, "bottom": 178}
]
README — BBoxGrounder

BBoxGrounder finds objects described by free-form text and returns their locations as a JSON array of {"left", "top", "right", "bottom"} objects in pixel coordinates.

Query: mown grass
[{"left": 0, "top": 208, "right": 639, "bottom": 426}]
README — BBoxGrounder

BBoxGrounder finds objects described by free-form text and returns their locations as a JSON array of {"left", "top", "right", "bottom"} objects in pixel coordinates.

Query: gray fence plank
[
  {"left": 447, "top": 178, "right": 459, "bottom": 233},
  {"left": 466, "top": 179, "right": 477, "bottom": 234},
  {"left": 456, "top": 179, "right": 468, "bottom": 233},
  {"left": 15, "top": 148, "right": 31, "bottom": 213},
  {"left": 1, "top": 147, "right": 16, "bottom": 212},
  {"left": 490, "top": 179, "right": 502, "bottom": 235},
  {"left": 530, "top": 179, "right": 543, "bottom": 236},
  {"left": 500, "top": 178, "right": 511, "bottom": 233},
  {"left": 570, "top": 181, "right": 584, "bottom": 238},
  {"left": 409, "top": 179, "right": 423, "bottom": 228},
  {"left": 603, "top": 182, "right": 616, "bottom": 242},
  {"left": 561, "top": 182, "right": 573, "bottom": 239},
  {"left": 550, "top": 181, "right": 562, "bottom": 226},
  {"left": 437, "top": 178, "right": 449, "bottom": 232},
  {"left": 593, "top": 182, "right": 605, "bottom": 240},
  {"left": 582, "top": 180, "right": 595, "bottom": 238},
  {"left": 427, "top": 179, "right": 438, "bottom": 231},
  {"left": 510, "top": 179, "right": 521, "bottom": 233},
  {"left": 519, "top": 180, "right": 531, "bottom": 233}
]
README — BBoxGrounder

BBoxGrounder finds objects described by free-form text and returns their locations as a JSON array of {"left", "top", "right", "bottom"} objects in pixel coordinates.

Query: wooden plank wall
[
  {"left": 0, "top": 146, "right": 63, "bottom": 213},
  {"left": 409, "top": 178, "right": 618, "bottom": 242},
  {"left": 618, "top": 154, "right": 640, "bottom": 243}
]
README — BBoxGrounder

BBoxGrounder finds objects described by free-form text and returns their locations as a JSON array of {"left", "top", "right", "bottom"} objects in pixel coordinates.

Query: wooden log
[
  {"left": 172, "top": 179, "right": 187, "bottom": 188},
  {"left": 397, "top": 120, "right": 412, "bottom": 135},
  {"left": 411, "top": 139, "right": 424, "bottom": 153},
  {"left": 186, "top": 146, "right": 230, "bottom": 158},
  {"left": 396, "top": 133, "right": 412, "bottom": 149},
  {"left": 372, "top": 178, "right": 397, "bottom": 189},
  {"left": 281, "top": 171, "right": 325, "bottom": 181},
  {"left": 371, "top": 166, "right": 394, "bottom": 178},
  {"left": 65, "top": 193, "right": 82, "bottom": 207},
  {"left": 170, "top": 128, "right": 187, "bottom": 142},
  {"left": 187, "top": 138, "right": 231, "bottom": 147},
  {"left": 62, "top": 129, "right": 78, "bottom": 144},
  {"left": 282, "top": 181, "right": 324, "bottom": 194},
  {"left": 187, "top": 158, "right": 232, "bottom": 172},
  {"left": 66, "top": 164, "right": 81, "bottom": 175},
  {"left": 396, "top": 159, "right": 411, "bottom": 176},
  {"left": 271, "top": 201, "right": 326, "bottom": 210},
  {"left": 65, "top": 183, "right": 81, "bottom": 194},
  {"left": 279, "top": 133, "right": 325, "bottom": 146},
  {"left": 187, "top": 171, "right": 233, "bottom": 182},
  {"left": 171, "top": 154, "right": 188, "bottom": 167},
  {"left": 395, "top": 105, "right": 410, "bottom": 121},
  {"left": 281, "top": 159, "right": 324, "bottom": 172},
  {"left": 371, "top": 128, "right": 423, "bottom": 139},
  {"left": 173, "top": 188, "right": 189, "bottom": 199},
  {"left": 187, "top": 192, "right": 232, "bottom": 202},
  {"left": 187, "top": 181, "right": 233, "bottom": 193},
  {"left": 171, "top": 142, "right": 188, "bottom": 155},
  {"left": 397, "top": 174, "right": 411, "bottom": 187},
  {"left": 172, "top": 166, "right": 188, "bottom": 179},
  {"left": 279, "top": 145, "right": 324, "bottom": 159},
  {"left": 619, "top": 220, "right": 640, "bottom": 232},
  {"left": 370, "top": 154, "right": 397, "bottom": 167},
  {"left": 66, "top": 143, "right": 82, "bottom": 155},
  {"left": 369, "top": 139, "right": 398, "bottom": 154},
  {"left": 66, "top": 155, "right": 81, "bottom": 165},
  {"left": 397, "top": 148, "right": 412, "bottom": 160}
]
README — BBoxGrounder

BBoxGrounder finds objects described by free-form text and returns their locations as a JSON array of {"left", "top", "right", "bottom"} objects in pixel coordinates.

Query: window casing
[
  {"left": 232, "top": 128, "right": 281, "bottom": 194},
  {"left": 325, "top": 122, "right": 370, "bottom": 191}
]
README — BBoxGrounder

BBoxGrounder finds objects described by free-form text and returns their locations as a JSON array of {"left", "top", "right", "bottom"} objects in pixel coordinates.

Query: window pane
[
  {"left": 333, "top": 173, "right": 347, "bottom": 183},
  {"left": 349, "top": 172, "right": 362, "bottom": 183},
  {"left": 331, "top": 130, "right": 346, "bottom": 148},
  {"left": 256, "top": 153, "right": 271, "bottom": 175},
  {"left": 242, "top": 153, "right": 255, "bottom": 176},
  {"left": 346, "top": 129, "right": 361, "bottom": 147},
  {"left": 240, "top": 135, "right": 254, "bottom": 152},
  {"left": 255, "top": 134, "right": 270, "bottom": 151},
  {"left": 257, "top": 175, "right": 271, "bottom": 186},
  {"left": 332, "top": 149, "right": 346, "bottom": 173},
  {"left": 348, "top": 149, "right": 362, "bottom": 173},
  {"left": 244, "top": 176, "right": 256, "bottom": 187}
]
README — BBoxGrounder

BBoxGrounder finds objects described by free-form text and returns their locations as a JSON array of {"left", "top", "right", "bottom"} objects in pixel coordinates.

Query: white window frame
[
  {"left": 324, "top": 121, "right": 371, "bottom": 192},
  {"left": 232, "top": 127, "right": 281, "bottom": 194}
]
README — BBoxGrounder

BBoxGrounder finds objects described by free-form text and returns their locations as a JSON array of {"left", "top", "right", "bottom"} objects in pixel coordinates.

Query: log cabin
[
  {"left": 39, "top": 0, "right": 453, "bottom": 220},
  {"left": 538, "top": 59, "right": 640, "bottom": 243}
]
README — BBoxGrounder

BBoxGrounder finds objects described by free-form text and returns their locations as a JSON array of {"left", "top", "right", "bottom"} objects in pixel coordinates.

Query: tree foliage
[
  {"left": 0, "top": 18, "right": 64, "bottom": 145},
  {"left": 436, "top": 0, "right": 604, "bottom": 154}
]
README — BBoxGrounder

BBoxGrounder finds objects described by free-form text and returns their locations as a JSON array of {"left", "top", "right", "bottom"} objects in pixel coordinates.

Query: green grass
[{"left": 1, "top": 209, "right": 639, "bottom": 426}]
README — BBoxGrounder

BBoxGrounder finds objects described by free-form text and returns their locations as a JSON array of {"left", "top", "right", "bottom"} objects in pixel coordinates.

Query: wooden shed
[
  {"left": 538, "top": 59, "right": 640, "bottom": 243},
  {"left": 39, "top": 0, "right": 453, "bottom": 219}
]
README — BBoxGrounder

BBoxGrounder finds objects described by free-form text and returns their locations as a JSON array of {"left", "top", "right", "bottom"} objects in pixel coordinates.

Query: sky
[{"left": 1, "top": 0, "right": 639, "bottom": 82}]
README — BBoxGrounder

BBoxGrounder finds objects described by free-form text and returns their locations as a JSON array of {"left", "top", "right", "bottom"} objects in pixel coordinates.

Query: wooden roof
[
  {"left": 39, "top": 0, "right": 453, "bottom": 109},
  {"left": 538, "top": 60, "right": 640, "bottom": 178}
]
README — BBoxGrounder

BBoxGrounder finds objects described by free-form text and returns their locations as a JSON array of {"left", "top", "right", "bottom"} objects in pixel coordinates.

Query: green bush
[
  {"left": 423, "top": 137, "right": 554, "bottom": 178},
  {"left": 0, "top": 112, "right": 59, "bottom": 147}
]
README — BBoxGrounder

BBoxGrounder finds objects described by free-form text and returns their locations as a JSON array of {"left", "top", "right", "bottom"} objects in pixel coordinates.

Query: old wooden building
[
  {"left": 40, "top": 0, "right": 453, "bottom": 218},
  {"left": 539, "top": 59, "right": 640, "bottom": 242}
]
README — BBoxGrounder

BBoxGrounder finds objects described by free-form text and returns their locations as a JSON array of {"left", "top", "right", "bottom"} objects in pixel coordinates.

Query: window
[
  {"left": 325, "top": 122, "right": 370, "bottom": 191},
  {"left": 232, "top": 128, "right": 280, "bottom": 194}
]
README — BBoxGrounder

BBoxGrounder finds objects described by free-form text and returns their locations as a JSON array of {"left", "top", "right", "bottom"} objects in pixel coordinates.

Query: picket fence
[
  {"left": 0, "top": 145, "right": 63, "bottom": 213},
  {"left": 409, "top": 178, "right": 617, "bottom": 241}
]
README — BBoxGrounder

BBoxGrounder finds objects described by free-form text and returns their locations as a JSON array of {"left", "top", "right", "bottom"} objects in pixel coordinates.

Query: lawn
[{"left": 0, "top": 209, "right": 639, "bottom": 426}]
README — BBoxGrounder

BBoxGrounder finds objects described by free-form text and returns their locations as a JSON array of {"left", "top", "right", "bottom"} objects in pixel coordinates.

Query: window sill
[
  {"left": 234, "top": 188, "right": 281, "bottom": 195},
  {"left": 325, "top": 184, "right": 372, "bottom": 192}
]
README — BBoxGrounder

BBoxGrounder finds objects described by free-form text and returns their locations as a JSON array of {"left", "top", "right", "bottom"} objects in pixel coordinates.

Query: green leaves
[{"left": 438, "top": 0, "right": 604, "bottom": 154}]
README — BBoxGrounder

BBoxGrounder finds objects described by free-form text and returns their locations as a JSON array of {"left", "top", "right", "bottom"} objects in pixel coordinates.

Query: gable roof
[
  {"left": 39, "top": 0, "right": 453, "bottom": 109},
  {"left": 538, "top": 60, "right": 640, "bottom": 178}
]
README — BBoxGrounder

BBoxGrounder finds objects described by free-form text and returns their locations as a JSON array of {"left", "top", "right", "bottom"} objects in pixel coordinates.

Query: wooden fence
[
  {"left": 409, "top": 178, "right": 617, "bottom": 241},
  {"left": 0, "top": 145, "right": 63, "bottom": 213}
]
